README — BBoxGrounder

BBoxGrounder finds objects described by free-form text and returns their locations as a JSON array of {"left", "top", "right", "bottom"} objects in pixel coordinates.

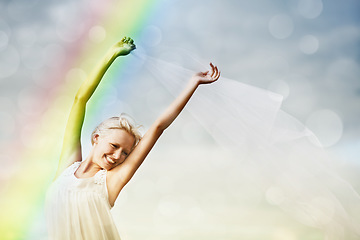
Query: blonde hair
[{"left": 91, "top": 114, "right": 142, "bottom": 149}]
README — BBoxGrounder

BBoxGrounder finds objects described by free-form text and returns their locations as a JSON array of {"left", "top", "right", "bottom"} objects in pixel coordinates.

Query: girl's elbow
[
  {"left": 154, "top": 120, "right": 167, "bottom": 134},
  {"left": 74, "top": 94, "right": 88, "bottom": 103}
]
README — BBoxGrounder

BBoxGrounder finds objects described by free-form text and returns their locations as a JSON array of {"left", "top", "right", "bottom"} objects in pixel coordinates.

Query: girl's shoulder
[
  {"left": 63, "top": 161, "right": 82, "bottom": 176},
  {"left": 54, "top": 161, "right": 81, "bottom": 181}
]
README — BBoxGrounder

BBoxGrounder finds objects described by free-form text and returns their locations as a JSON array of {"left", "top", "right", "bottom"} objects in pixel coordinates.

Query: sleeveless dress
[{"left": 45, "top": 161, "right": 121, "bottom": 240}]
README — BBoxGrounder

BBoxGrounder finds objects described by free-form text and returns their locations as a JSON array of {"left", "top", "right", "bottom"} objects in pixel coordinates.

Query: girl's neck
[{"left": 76, "top": 156, "right": 102, "bottom": 177}]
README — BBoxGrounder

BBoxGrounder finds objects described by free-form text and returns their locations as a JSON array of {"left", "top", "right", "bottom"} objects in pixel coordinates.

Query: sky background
[{"left": 0, "top": 0, "right": 359, "bottom": 239}]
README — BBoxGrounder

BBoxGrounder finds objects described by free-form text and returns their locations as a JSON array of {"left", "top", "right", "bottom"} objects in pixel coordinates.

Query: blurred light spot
[
  {"left": 65, "top": 68, "right": 87, "bottom": 92},
  {"left": 268, "top": 15, "right": 294, "bottom": 39},
  {"left": 0, "top": 111, "right": 15, "bottom": 140},
  {"left": 65, "top": 68, "right": 87, "bottom": 82},
  {"left": 226, "top": 173, "right": 263, "bottom": 207},
  {"left": 157, "top": 195, "right": 181, "bottom": 217},
  {"left": 15, "top": 27, "right": 37, "bottom": 47},
  {"left": 266, "top": 186, "right": 285, "bottom": 205},
  {"left": 89, "top": 25, "right": 106, "bottom": 43},
  {"left": 206, "top": 191, "right": 229, "bottom": 214},
  {"left": 181, "top": 121, "right": 204, "bottom": 144},
  {"left": 20, "top": 123, "right": 39, "bottom": 149},
  {"left": 0, "top": 154, "right": 17, "bottom": 180},
  {"left": 0, "top": 45, "right": 20, "bottom": 79},
  {"left": 41, "top": 108, "right": 65, "bottom": 132},
  {"left": 134, "top": 179, "right": 155, "bottom": 197},
  {"left": 268, "top": 79, "right": 290, "bottom": 99},
  {"left": 187, "top": 206, "right": 204, "bottom": 224},
  {"left": 0, "top": 96, "right": 14, "bottom": 112},
  {"left": 51, "top": 2, "right": 85, "bottom": 42},
  {"left": 36, "top": 135, "right": 51, "bottom": 150},
  {"left": 0, "top": 31, "right": 9, "bottom": 50},
  {"left": 21, "top": 45, "right": 46, "bottom": 70},
  {"left": 240, "top": 163, "right": 260, "bottom": 183},
  {"left": 210, "top": 149, "right": 233, "bottom": 168},
  {"left": 44, "top": 44, "right": 65, "bottom": 68},
  {"left": 326, "top": 58, "right": 360, "bottom": 84},
  {"left": 299, "top": 35, "right": 319, "bottom": 54},
  {"left": 286, "top": 74, "right": 315, "bottom": 115},
  {"left": 32, "top": 69, "right": 51, "bottom": 89},
  {"left": 88, "top": 0, "right": 109, "bottom": 15},
  {"left": 53, "top": 95, "right": 73, "bottom": 112},
  {"left": 298, "top": 0, "right": 323, "bottom": 19},
  {"left": 272, "top": 228, "right": 297, "bottom": 240},
  {"left": 156, "top": 176, "right": 174, "bottom": 194},
  {"left": 141, "top": 25, "right": 162, "bottom": 47},
  {"left": 17, "top": 88, "right": 42, "bottom": 116},
  {"left": 152, "top": 210, "right": 179, "bottom": 235},
  {"left": 80, "top": 57, "right": 98, "bottom": 71},
  {"left": 288, "top": 75, "right": 313, "bottom": 93},
  {"left": 56, "top": 19, "right": 84, "bottom": 42},
  {"left": 306, "top": 109, "right": 343, "bottom": 147}
]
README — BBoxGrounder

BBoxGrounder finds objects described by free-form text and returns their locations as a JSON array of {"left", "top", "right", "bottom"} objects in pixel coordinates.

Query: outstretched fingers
[
  {"left": 121, "top": 36, "right": 136, "bottom": 50},
  {"left": 122, "top": 36, "right": 134, "bottom": 44},
  {"left": 215, "top": 67, "right": 220, "bottom": 80},
  {"left": 209, "top": 63, "right": 220, "bottom": 81},
  {"left": 210, "top": 63, "right": 216, "bottom": 78}
]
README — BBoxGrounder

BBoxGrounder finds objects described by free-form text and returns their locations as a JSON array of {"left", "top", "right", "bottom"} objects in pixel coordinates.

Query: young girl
[{"left": 45, "top": 37, "right": 220, "bottom": 239}]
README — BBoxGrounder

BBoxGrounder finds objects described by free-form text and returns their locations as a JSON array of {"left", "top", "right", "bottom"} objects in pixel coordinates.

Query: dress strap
[
  {"left": 94, "top": 169, "right": 107, "bottom": 185},
  {"left": 63, "top": 161, "right": 81, "bottom": 176}
]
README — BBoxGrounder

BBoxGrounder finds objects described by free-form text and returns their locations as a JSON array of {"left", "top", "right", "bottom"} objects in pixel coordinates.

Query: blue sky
[{"left": 1, "top": 0, "right": 359, "bottom": 151}]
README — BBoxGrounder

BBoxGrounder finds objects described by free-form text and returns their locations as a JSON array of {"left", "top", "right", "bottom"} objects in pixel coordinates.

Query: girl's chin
[
  {"left": 101, "top": 156, "right": 114, "bottom": 170},
  {"left": 101, "top": 155, "right": 123, "bottom": 170}
]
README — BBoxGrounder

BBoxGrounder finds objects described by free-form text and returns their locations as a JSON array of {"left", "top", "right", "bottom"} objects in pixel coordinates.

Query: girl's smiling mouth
[{"left": 105, "top": 155, "right": 115, "bottom": 164}]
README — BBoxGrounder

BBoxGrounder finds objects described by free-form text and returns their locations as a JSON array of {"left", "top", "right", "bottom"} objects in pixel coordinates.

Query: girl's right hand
[
  {"left": 191, "top": 63, "right": 221, "bottom": 85},
  {"left": 112, "top": 37, "right": 136, "bottom": 57}
]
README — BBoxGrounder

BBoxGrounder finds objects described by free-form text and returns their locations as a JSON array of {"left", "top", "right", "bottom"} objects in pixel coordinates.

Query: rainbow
[{"left": 0, "top": 1, "right": 163, "bottom": 239}]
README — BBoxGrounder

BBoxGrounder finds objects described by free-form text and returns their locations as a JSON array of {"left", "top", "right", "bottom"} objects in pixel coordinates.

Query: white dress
[{"left": 45, "top": 161, "right": 121, "bottom": 240}]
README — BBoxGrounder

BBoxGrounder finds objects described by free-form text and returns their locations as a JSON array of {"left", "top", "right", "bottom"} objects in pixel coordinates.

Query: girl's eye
[
  {"left": 122, "top": 152, "right": 128, "bottom": 157},
  {"left": 111, "top": 144, "right": 117, "bottom": 148}
]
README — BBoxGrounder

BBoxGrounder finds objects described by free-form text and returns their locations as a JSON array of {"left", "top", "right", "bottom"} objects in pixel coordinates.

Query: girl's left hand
[
  {"left": 192, "top": 63, "right": 220, "bottom": 85},
  {"left": 112, "top": 37, "right": 136, "bottom": 57}
]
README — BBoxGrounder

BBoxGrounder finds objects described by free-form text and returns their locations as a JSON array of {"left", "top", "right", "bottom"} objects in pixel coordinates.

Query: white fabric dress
[{"left": 45, "top": 161, "right": 121, "bottom": 240}]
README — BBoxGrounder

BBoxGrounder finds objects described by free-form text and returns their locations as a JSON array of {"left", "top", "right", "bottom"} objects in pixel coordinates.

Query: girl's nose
[{"left": 113, "top": 149, "right": 122, "bottom": 159}]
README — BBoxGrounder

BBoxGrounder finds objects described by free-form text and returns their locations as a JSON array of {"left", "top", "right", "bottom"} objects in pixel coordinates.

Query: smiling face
[{"left": 92, "top": 129, "right": 135, "bottom": 170}]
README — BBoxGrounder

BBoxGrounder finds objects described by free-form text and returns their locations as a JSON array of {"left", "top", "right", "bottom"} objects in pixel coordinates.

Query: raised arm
[
  {"left": 55, "top": 37, "right": 136, "bottom": 178},
  {"left": 107, "top": 63, "right": 220, "bottom": 202}
]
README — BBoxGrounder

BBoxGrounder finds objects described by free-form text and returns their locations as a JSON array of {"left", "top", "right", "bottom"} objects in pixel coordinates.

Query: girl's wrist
[
  {"left": 104, "top": 47, "right": 119, "bottom": 62},
  {"left": 189, "top": 77, "right": 201, "bottom": 88},
  {"left": 108, "top": 46, "right": 121, "bottom": 58}
]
